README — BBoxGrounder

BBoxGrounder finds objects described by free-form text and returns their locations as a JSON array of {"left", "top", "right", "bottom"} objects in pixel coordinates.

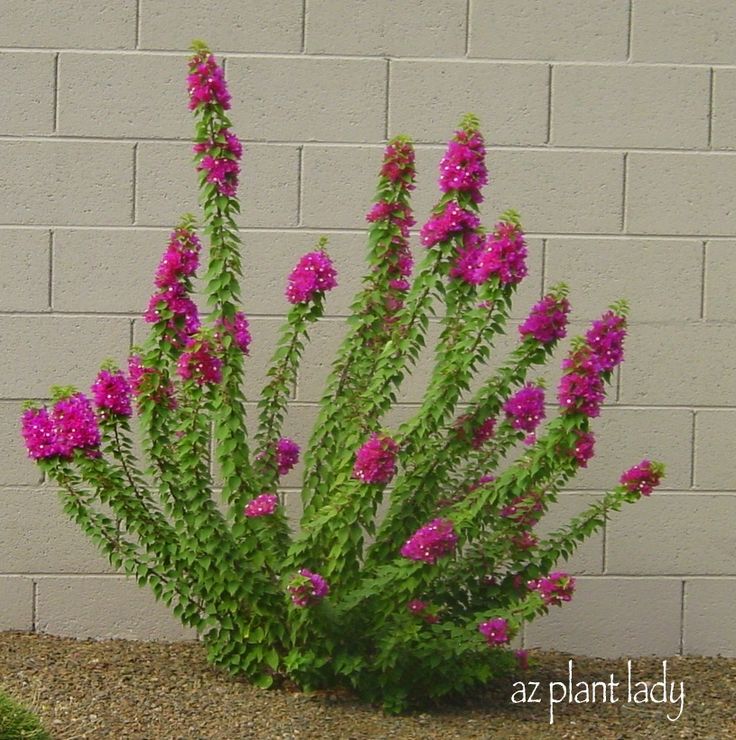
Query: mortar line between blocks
[
  {"left": 464, "top": 0, "right": 471, "bottom": 56},
  {"left": 301, "top": 0, "right": 308, "bottom": 53},
  {"left": 48, "top": 230, "right": 54, "bottom": 310},
  {"left": 626, "top": 0, "right": 634, "bottom": 61},
  {"left": 546, "top": 65, "right": 553, "bottom": 144},
  {"left": 52, "top": 52, "right": 60, "bottom": 132},
  {"left": 708, "top": 67, "right": 715, "bottom": 148},
  {"left": 32, "top": 580, "right": 38, "bottom": 631},
  {"left": 700, "top": 240, "right": 707, "bottom": 319},
  {"left": 384, "top": 59, "right": 391, "bottom": 140},
  {"left": 135, "top": 0, "right": 142, "bottom": 49},
  {"left": 679, "top": 580, "right": 686, "bottom": 655},
  {"left": 690, "top": 411, "right": 697, "bottom": 488},
  {"left": 132, "top": 143, "right": 138, "bottom": 224},
  {"left": 621, "top": 152, "right": 629, "bottom": 232}
]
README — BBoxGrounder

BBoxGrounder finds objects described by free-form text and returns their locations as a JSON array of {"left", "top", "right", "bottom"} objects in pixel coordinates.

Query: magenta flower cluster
[
  {"left": 352, "top": 433, "right": 399, "bottom": 484},
  {"left": 380, "top": 138, "right": 416, "bottom": 186},
  {"left": 500, "top": 490, "right": 544, "bottom": 527},
  {"left": 21, "top": 393, "right": 101, "bottom": 460},
  {"left": 195, "top": 128, "right": 242, "bottom": 197},
  {"left": 91, "top": 369, "right": 132, "bottom": 418},
  {"left": 187, "top": 51, "right": 231, "bottom": 110},
  {"left": 573, "top": 431, "right": 596, "bottom": 468},
  {"left": 289, "top": 568, "right": 330, "bottom": 607},
  {"left": 276, "top": 437, "right": 300, "bottom": 476},
  {"left": 244, "top": 493, "right": 278, "bottom": 518},
  {"left": 620, "top": 459, "right": 662, "bottom": 496},
  {"left": 451, "top": 221, "right": 528, "bottom": 286},
  {"left": 557, "top": 346, "right": 606, "bottom": 418},
  {"left": 177, "top": 339, "right": 223, "bottom": 386},
  {"left": 503, "top": 383, "right": 545, "bottom": 434},
  {"left": 478, "top": 617, "right": 510, "bottom": 646},
  {"left": 519, "top": 293, "right": 571, "bottom": 345},
  {"left": 285, "top": 250, "right": 338, "bottom": 304},
  {"left": 400, "top": 518, "right": 458, "bottom": 564},
  {"left": 529, "top": 572, "right": 576, "bottom": 606},
  {"left": 407, "top": 599, "right": 440, "bottom": 624},
  {"left": 585, "top": 311, "right": 627, "bottom": 372},
  {"left": 438, "top": 128, "right": 488, "bottom": 203},
  {"left": 154, "top": 228, "right": 201, "bottom": 290},
  {"left": 216, "top": 311, "right": 252, "bottom": 354},
  {"left": 128, "top": 355, "right": 177, "bottom": 409},
  {"left": 420, "top": 202, "right": 480, "bottom": 249}
]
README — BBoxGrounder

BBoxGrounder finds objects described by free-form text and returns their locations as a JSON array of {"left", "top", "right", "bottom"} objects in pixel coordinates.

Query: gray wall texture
[{"left": 1, "top": 0, "right": 735, "bottom": 657}]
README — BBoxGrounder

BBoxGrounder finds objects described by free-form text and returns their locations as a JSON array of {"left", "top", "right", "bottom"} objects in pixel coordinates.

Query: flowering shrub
[{"left": 20, "top": 42, "right": 665, "bottom": 713}]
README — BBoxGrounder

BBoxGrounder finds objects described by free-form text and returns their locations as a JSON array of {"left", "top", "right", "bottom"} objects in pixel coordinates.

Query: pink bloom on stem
[
  {"left": 471, "top": 417, "right": 497, "bottom": 449},
  {"left": 439, "top": 129, "right": 488, "bottom": 202},
  {"left": 468, "top": 474, "right": 495, "bottom": 492},
  {"left": 475, "top": 221, "right": 528, "bottom": 286},
  {"left": 420, "top": 202, "right": 480, "bottom": 248},
  {"left": 586, "top": 310, "right": 627, "bottom": 372},
  {"left": 557, "top": 347, "right": 605, "bottom": 418},
  {"left": 154, "top": 228, "right": 201, "bottom": 289},
  {"left": 515, "top": 649, "right": 530, "bottom": 671},
  {"left": 353, "top": 433, "right": 399, "bottom": 484},
  {"left": 216, "top": 311, "right": 252, "bottom": 354},
  {"left": 478, "top": 617, "right": 510, "bottom": 646},
  {"left": 519, "top": 294, "right": 570, "bottom": 345},
  {"left": 289, "top": 568, "right": 329, "bottom": 607},
  {"left": 144, "top": 284, "right": 201, "bottom": 345},
  {"left": 573, "top": 431, "right": 596, "bottom": 468},
  {"left": 128, "top": 355, "right": 176, "bottom": 409},
  {"left": 177, "top": 339, "right": 222, "bottom": 385},
  {"left": 503, "top": 383, "right": 545, "bottom": 434},
  {"left": 244, "top": 493, "right": 278, "bottom": 518},
  {"left": 197, "top": 155, "right": 240, "bottom": 197},
  {"left": 400, "top": 518, "right": 458, "bottom": 564},
  {"left": 52, "top": 393, "right": 101, "bottom": 456},
  {"left": 620, "top": 459, "right": 663, "bottom": 496},
  {"left": 21, "top": 407, "right": 60, "bottom": 460},
  {"left": 407, "top": 599, "right": 440, "bottom": 624},
  {"left": 380, "top": 138, "right": 416, "bottom": 186},
  {"left": 91, "top": 369, "right": 132, "bottom": 418},
  {"left": 285, "top": 250, "right": 337, "bottom": 304},
  {"left": 512, "top": 530, "right": 538, "bottom": 550},
  {"left": 187, "top": 52, "right": 231, "bottom": 110},
  {"left": 530, "top": 572, "right": 576, "bottom": 606},
  {"left": 276, "top": 437, "right": 300, "bottom": 476},
  {"left": 500, "top": 491, "right": 543, "bottom": 527}
]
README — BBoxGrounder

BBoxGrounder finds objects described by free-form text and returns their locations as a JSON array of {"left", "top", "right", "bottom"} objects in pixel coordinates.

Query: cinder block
[
  {"left": 627, "top": 153, "right": 736, "bottom": 236},
  {"left": 469, "top": 0, "right": 629, "bottom": 61},
  {"left": 683, "top": 579, "right": 736, "bottom": 656},
  {"left": 0, "top": 53, "right": 55, "bottom": 135},
  {"left": 0, "top": 0, "right": 136, "bottom": 48},
  {"left": 0, "top": 488, "right": 115, "bottom": 573},
  {"left": 306, "top": 0, "right": 466, "bottom": 56},
  {"left": 620, "top": 323, "right": 736, "bottom": 406},
  {"left": 53, "top": 229, "right": 165, "bottom": 313},
  {"left": 140, "top": 0, "right": 303, "bottom": 52},
  {"left": 552, "top": 65, "right": 709, "bottom": 148},
  {"left": 607, "top": 495, "right": 736, "bottom": 575},
  {"left": 536, "top": 493, "right": 604, "bottom": 574},
  {"left": 571, "top": 408, "right": 692, "bottom": 492},
  {"left": 632, "top": 0, "right": 736, "bottom": 64},
  {"left": 0, "top": 317, "right": 131, "bottom": 397},
  {"left": 704, "top": 241, "right": 736, "bottom": 319},
  {"left": 58, "top": 54, "right": 190, "bottom": 139},
  {"left": 0, "top": 229, "right": 50, "bottom": 311},
  {"left": 525, "top": 577, "right": 682, "bottom": 657},
  {"left": 0, "top": 577, "right": 34, "bottom": 631},
  {"left": 0, "top": 142, "right": 133, "bottom": 226},
  {"left": 36, "top": 576, "right": 196, "bottom": 640},
  {"left": 712, "top": 70, "right": 736, "bottom": 149},
  {"left": 227, "top": 57, "right": 387, "bottom": 143},
  {"left": 693, "top": 410, "right": 736, "bottom": 490},
  {"left": 0, "top": 402, "right": 43, "bottom": 486},
  {"left": 389, "top": 61, "right": 548, "bottom": 145},
  {"left": 545, "top": 239, "right": 703, "bottom": 322},
  {"left": 135, "top": 143, "right": 299, "bottom": 227}
]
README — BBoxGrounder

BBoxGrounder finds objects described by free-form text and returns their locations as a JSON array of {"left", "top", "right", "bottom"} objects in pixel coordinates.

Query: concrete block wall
[{"left": 1, "top": 1, "right": 735, "bottom": 657}]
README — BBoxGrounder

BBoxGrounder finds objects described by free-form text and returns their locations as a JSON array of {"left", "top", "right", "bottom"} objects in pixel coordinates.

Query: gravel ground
[{"left": 0, "top": 632, "right": 734, "bottom": 739}]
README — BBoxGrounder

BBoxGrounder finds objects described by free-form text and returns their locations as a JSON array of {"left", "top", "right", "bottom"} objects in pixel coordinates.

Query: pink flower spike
[
  {"left": 285, "top": 250, "right": 337, "bottom": 304},
  {"left": 353, "top": 433, "right": 399, "bottom": 484},
  {"left": 503, "top": 383, "right": 545, "bottom": 434},
  {"left": 620, "top": 459, "right": 663, "bottom": 496},
  {"left": 91, "top": 369, "right": 132, "bottom": 418},
  {"left": 21, "top": 407, "right": 61, "bottom": 460},
  {"left": 519, "top": 294, "right": 570, "bottom": 345},
  {"left": 400, "top": 518, "right": 458, "bottom": 565},
  {"left": 177, "top": 339, "right": 222, "bottom": 386},
  {"left": 289, "top": 568, "right": 329, "bottom": 607},
  {"left": 276, "top": 437, "right": 300, "bottom": 476},
  {"left": 244, "top": 493, "right": 278, "bottom": 518},
  {"left": 478, "top": 617, "right": 510, "bottom": 646}
]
